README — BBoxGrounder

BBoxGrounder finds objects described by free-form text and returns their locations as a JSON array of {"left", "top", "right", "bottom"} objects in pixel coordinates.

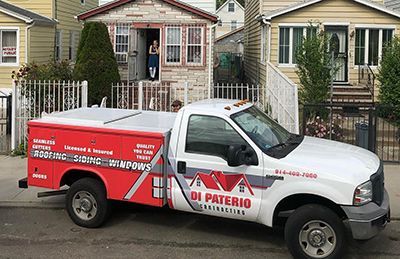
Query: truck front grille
[{"left": 370, "top": 162, "right": 384, "bottom": 206}]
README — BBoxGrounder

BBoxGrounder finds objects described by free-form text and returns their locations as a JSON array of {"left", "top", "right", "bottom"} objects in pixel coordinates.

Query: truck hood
[{"left": 281, "top": 136, "right": 380, "bottom": 183}]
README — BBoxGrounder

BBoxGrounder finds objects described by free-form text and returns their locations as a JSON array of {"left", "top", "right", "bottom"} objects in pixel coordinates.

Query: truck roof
[
  {"left": 182, "top": 99, "right": 253, "bottom": 116},
  {"left": 34, "top": 108, "right": 177, "bottom": 134}
]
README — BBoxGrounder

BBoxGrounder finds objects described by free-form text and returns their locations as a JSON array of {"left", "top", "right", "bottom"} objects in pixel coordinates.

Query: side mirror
[{"left": 227, "top": 144, "right": 258, "bottom": 167}]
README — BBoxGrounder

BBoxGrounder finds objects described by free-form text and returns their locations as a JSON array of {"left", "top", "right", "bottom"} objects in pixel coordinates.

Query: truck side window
[{"left": 185, "top": 115, "right": 249, "bottom": 160}]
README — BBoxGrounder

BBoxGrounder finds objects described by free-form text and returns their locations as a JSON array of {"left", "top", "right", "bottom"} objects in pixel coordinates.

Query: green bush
[
  {"left": 377, "top": 36, "right": 400, "bottom": 124},
  {"left": 11, "top": 61, "right": 73, "bottom": 81},
  {"left": 73, "top": 22, "right": 120, "bottom": 106},
  {"left": 295, "top": 25, "right": 334, "bottom": 105}
]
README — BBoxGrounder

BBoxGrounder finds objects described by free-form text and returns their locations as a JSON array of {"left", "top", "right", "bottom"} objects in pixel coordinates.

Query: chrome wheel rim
[
  {"left": 72, "top": 191, "right": 97, "bottom": 221},
  {"left": 299, "top": 220, "right": 336, "bottom": 258}
]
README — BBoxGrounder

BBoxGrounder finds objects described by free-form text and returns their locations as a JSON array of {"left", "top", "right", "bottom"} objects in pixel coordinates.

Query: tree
[
  {"left": 73, "top": 22, "right": 120, "bottom": 106},
  {"left": 295, "top": 25, "right": 334, "bottom": 105},
  {"left": 377, "top": 36, "right": 400, "bottom": 123}
]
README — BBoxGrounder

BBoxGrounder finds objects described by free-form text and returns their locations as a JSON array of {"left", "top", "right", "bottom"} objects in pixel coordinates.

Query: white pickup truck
[{"left": 20, "top": 99, "right": 390, "bottom": 259}]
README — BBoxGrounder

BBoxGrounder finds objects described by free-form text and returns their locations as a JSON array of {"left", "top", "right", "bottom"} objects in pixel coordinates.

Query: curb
[{"left": 0, "top": 201, "right": 64, "bottom": 209}]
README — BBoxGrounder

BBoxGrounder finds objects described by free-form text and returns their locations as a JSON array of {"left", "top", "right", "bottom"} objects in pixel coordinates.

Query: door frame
[
  {"left": 324, "top": 25, "right": 349, "bottom": 83},
  {"left": 132, "top": 23, "right": 163, "bottom": 82}
]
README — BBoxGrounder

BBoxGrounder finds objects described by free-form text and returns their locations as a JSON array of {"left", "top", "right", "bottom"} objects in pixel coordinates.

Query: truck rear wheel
[
  {"left": 284, "top": 204, "right": 346, "bottom": 259},
  {"left": 66, "top": 178, "right": 111, "bottom": 228}
]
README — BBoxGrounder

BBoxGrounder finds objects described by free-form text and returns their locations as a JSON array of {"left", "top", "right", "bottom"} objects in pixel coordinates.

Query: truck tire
[
  {"left": 284, "top": 204, "right": 346, "bottom": 259},
  {"left": 66, "top": 178, "right": 111, "bottom": 228}
]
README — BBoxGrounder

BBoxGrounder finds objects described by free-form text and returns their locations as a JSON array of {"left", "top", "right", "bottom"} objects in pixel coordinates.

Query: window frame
[
  {"left": 165, "top": 26, "right": 182, "bottom": 65},
  {"left": 231, "top": 20, "right": 237, "bottom": 30},
  {"left": 114, "top": 23, "right": 130, "bottom": 64},
  {"left": 354, "top": 25, "right": 395, "bottom": 68},
  {"left": 184, "top": 114, "right": 251, "bottom": 162},
  {"left": 186, "top": 26, "right": 204, "bottom": 65},
  {"left": 228, "top": 2, "right": 235, "bottom": 12},
  {"left": 0, "top": 27, "right": 19, "bottom": 66},
  {"left": 55, "top": 30, "right": 62, "bottom": 61},
  {"left": 278, "top": 25, "right": 316, "bottom": 67}
]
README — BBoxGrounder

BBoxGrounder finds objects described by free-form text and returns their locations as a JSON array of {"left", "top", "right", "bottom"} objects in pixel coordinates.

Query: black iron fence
[{"left": 301, "top": 103, "right": 400, "bottom": 163}]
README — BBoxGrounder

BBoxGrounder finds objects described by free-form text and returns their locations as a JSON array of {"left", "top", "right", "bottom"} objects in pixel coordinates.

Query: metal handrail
[{"left": 358, "top": 63, "right": 375, "bottom": 103}]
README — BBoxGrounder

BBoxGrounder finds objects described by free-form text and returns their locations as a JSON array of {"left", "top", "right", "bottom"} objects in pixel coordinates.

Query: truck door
[{"left": 171, "top": 113, "right": 264, "bottom": 221}]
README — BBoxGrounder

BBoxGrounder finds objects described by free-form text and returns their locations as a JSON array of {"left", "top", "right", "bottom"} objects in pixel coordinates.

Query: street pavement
[{"left": 0, "top": 206, "right": 399, "bottom": 258}]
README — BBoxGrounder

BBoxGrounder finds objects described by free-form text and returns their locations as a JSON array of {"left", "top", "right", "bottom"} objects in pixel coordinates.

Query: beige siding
[
  {"left": 85, "top": 0, "right": 214, "bottom": 86},
  {"left": 8, "top": 0, "right": 53, "bottom": 18},
  {"left": 216, "top": 0, "right": 244, "bottom": 38},
  {"left": 0, "top": 13, "right": 26, "bottom": 88},
  {"left": 56, "top": 0, "right": 98, "bottom": 61},
  {"left": 262, "top": 0, "right": 300, "bottom": 13},
  {"left": 270, "top": 0, "right": 400, "bottom": 85},
  {"left": 244, "top": 0, "right": 265, "bottom": 86},
  {"left": 262, "top": 0, "right": 385, "bottom": 13},
  {"left": 29, "top": 25, "right": 56, "bottom": 63}
]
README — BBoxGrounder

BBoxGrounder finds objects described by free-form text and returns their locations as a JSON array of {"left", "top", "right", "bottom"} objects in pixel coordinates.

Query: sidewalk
[{"left": 0, "top": 155, "right": 399, "bottom": 219}]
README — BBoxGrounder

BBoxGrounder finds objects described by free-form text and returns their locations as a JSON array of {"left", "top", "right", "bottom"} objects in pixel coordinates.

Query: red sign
[{"left": 3, "top": 47, "right": 16, "bottom": 57}]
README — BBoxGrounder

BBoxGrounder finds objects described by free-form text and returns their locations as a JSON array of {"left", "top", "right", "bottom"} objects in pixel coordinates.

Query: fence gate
[
  {"left": 11, "top": 80, "right": 88, "bottom": 151},
  {"left": 0, "top": 94, "right": 11, "bottom": 153}
]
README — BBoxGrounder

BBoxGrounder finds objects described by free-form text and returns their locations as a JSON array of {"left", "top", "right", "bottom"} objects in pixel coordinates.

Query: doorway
[
  {"left": 325, "top": 26, "right": 348, "bottom": 83},
  {"left": 135, "top": 28, "right": 160, "bottom": 81}
]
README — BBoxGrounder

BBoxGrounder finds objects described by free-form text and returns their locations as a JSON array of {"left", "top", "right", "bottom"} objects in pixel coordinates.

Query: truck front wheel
[
  {"left": 284, "top": 204, "right": 346, "bottom": 259},
  {"left": 66, "top": 178, "right": 111, "bottom": 228}
]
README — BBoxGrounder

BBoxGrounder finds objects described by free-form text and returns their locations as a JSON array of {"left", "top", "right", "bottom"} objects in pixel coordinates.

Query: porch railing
[
  {"left": 358, "top": 63, "right": 375, "bottom": 103},
  {"left": 266, "top": 62, "right": 299, "bottom": 134}
]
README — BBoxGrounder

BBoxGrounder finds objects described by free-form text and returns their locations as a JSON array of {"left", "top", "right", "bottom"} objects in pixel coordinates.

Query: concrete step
[{"left": 332, "top": 85, "right": 370, "bottom": 93}]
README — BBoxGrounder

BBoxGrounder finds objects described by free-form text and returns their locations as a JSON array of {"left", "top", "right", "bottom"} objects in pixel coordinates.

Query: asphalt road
[{"left": 0, "top": 204, "right": 399, "bottom": 259}]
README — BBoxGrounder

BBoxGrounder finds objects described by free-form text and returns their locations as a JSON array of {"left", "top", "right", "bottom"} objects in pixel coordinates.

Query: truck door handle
[{"left": 177, "top": 161, "right": 186, "bottom": 174}]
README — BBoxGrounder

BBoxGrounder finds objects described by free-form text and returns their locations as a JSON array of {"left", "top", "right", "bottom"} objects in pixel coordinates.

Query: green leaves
[
  {"left": 295, "top": 25, "right": 334, "bottom": 105},
  {"left": 377, "top": 36, "right": 400, "bottom": 124},
  {"left": 73, "top": 22, "right": 120, "bottom": 106}
]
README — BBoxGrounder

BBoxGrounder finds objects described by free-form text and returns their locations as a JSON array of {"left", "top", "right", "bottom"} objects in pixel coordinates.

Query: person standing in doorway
[{"left": 148, "top": 40, "right": 159, "bottom": 81}]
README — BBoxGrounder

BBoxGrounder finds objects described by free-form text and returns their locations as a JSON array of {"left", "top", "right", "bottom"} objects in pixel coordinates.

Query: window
[
  {"left": 239, "top": 185, "right": 245, "bottom": 193},
  {"left": 187, "top": 27, "right": 203, "bottom": 64},
  {"left": 260, "top": 25, "right": 267, "bottom": 63},
  {"left": 231, "top": 20, "right": 237, "bottom": 30},
  {"left": 355, "top": 28, "right": 394, "bottom": 66},
  {"left": 115, "top": 24, "right": 129, "bottom": 63},
  {"left": 69, "top": 31, "right": 78, "bottom": 61},
  {"left": 186, "top": 115, "right": 248, "bottom": 160},
  {"left": 196, "top": 178, "right": 201, "bottom": 187},
  {"left": 278, "top": 26, "right": 317, "bottom": 65},
  {"left": 0, "top": 29, "right": 18, "bottom": 64},
  {"left": 166, "top": 27, "right": 181, "bottom": 64},
  {"left": 228, "top": 2, "right": 235, "bottom": 12},
  {"left": 55, "top": 30, "right": 61, "bottom": 61}
]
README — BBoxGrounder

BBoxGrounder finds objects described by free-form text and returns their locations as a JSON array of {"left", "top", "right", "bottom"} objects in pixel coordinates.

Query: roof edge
[
  {"left": 78, "top": 0, "right": 218, "bottom": 22},
  {"left": 216, "top": 0, "right": 244, "bottom": 14}
]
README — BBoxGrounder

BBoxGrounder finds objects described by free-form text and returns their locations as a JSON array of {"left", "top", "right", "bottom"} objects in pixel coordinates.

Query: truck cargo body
[{"left": 28, "top": 108, "right": 175, "bottom": 208}]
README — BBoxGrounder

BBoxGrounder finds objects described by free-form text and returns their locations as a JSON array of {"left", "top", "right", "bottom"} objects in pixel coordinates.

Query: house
[
  {"left": 99, "top": 0, "right": 217, "bottom": 13},
  {"left": 215, "top": 0, "right": 244, "bottom": 38},
  {"left": 0, "top": 0, "right": 97, "bottom": 90},
  {"left": 190, "top": 170, "right": 254, "bottom": 195},
  {"left": 244, "top": 0, "right": 400, "bottom": 102},
  {"left": 77, "top": 0, "right": 218, "bottom": 86}
]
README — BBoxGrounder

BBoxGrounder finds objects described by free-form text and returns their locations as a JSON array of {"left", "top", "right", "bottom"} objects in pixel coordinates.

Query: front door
[
  {"left": 326, "top": 26, "right": 348, "bottom": 83},
  {"left": 128, "top": 28, "right": 138, "bottom": 82},
  {"left": 171, "top": 113, "right": 264, "bottom": 221}
]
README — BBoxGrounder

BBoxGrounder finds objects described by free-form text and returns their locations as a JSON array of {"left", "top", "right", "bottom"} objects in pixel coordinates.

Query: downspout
[
  {"left": 25, "top": 22, "right": 35, "bottom": 64},
  {"left": 208, "top": 21, "right": 220, "bottom": 99}
]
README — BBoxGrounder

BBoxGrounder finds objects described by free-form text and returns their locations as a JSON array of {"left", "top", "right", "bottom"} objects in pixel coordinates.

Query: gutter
[{"left": 25, "top": 22, "right": 35, "bottom": 64}]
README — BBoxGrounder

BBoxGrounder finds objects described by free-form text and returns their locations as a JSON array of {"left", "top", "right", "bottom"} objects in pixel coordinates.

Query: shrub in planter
[{"left": 73, "top": 22, "right": 120, "bottom": 106}]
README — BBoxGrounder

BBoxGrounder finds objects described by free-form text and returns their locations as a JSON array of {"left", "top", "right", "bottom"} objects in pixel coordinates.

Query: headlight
[{"left": 353, "top": 181, "right": 373, "bottom": 206}]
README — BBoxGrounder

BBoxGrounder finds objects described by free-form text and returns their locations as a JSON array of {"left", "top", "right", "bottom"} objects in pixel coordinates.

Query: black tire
[
  {"left": 66, "top": 178, "right": 111, "bottom": 228},
  {"left": 284, "top": 204, "right": 346, "bottom": 259}
]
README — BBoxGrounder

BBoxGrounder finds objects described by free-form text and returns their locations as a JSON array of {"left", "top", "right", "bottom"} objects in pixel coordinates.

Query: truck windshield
[{"left": 231, "top": 106, "right": 301, "bottom": 156}]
